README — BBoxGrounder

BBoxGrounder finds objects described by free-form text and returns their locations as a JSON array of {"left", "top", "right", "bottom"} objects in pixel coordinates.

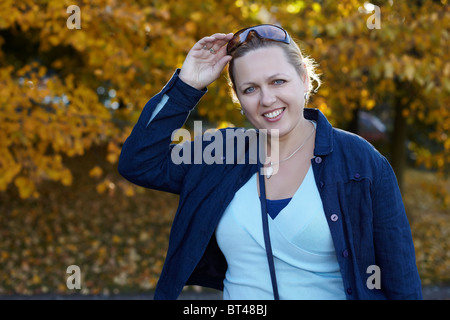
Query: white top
[{"left": 215, "top": 165, "right": 346, "bottom": 300}]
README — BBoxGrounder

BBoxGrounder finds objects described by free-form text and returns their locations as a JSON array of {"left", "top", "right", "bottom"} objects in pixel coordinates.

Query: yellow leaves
[
  {"left": 401, "top": 55, "right": 416, "bottom": 82},
  {"left": 97, "top": 246, "right": 108, "bottom": 258},
  {"left": 384, "top": 53, "right": 417, "bottom": 82},
  {"left": 0, "top": 1, "right": 23, "bottom": 29},
  {"left": 3, "top": 144, "right": 76, "bottom": 197},
  {"left": 184, "top": 21, "right": 198, "bottom": 34},
  {"left": 234, "top": 0, "right": 244, "bottom": 8},
  {"left": 51, "top": 59, "right": 63, "bottom": 69},
  {"left": 96, "top": 179, "right": 112, "bottom": 194},
  {"left": 88, "top": 155, "right": 136, "bottom": 197},
  {"left": 444, "top": 135, "right": 450, "bottom": 151},
  {"left": 314, "top": 96, "right": 330, "bottom": 116},
  {"left": 31, "top": 274, "right": 42, "bottom": 285},
  {"left": 411, "top": 212, "right": 450, "bottom": 284},
  {"left": 64, "top": 74, "right": 75, "bottom": 91},
  {"left": 286, "top": 1, "right": 306, "bottom": 14},
  {"left": 384, "top": 61, "right": 394, "bottom": 79},
  {"left": 48, "top": 35, "right": 61, "bottom": 46},
  {"left": 68, "top": 30, "right": 88, "bottom": 52},
  {"left": 96, "top": 177, "right": 136, "bottom": 198},
  {"left": 112, "top": 235, "right": 122, "bottom": 244},
  {"left": 107, "top": 142, "right": 120, "bottom": 164},
  {"left": 216, "top": 121, "right": 235, "bottom": 129},
  {"left": 235, "top": 1, "right": 260, "bottom": 19},
  {"left": 39, "top": 154, "right": 73, "bottom": 186},
  {"left": 0, "top": 173, "right": 176, "bottom": 294},
  {"left": 190, "top": 11, "right": 203, "bottom": 22},
  {"left": 0, "top": 152, "right": 21, "bottom": 191},
  {"left": 14, "top": 177, "right": 39, "bottom": 199},
  {"left": 61, "top": 169, "right": 73, "bottom": 186},
  {"left": 120, "top": 182, "right": 136, "bottom": 197},
  {"left": 89, "top": 166, "right": 103, "bottom": 178},
  {"left": 443, "top": 63, "right": 450, "bottom": 78},
  {"left": 359, "top": 89, "right": 376, "bottom": 110},
  {"left": 311, "top": 3, "right": 321, "bottom": 13},
  {"left": 403, "top": 168, "right": 450, "bottom": 285}
]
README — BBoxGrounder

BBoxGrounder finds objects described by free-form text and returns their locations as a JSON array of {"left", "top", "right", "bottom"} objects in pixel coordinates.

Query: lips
[{"left": 262, "top": 107, "right": 285, "bottom": 122}]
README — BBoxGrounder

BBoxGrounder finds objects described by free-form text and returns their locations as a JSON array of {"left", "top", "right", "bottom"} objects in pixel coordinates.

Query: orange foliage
[{"left": 1, "top": 0, "right": 448, "bottom": 199}]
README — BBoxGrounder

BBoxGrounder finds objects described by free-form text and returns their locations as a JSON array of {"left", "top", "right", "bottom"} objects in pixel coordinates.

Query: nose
[{"left": 260, "top": 88, "right": 277, "bottom": 107}]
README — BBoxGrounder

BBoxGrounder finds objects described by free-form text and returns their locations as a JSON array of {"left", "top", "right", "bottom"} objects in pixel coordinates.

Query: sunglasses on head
[{"left": 226, "top": 24, "right": 291, "bottom": 55}]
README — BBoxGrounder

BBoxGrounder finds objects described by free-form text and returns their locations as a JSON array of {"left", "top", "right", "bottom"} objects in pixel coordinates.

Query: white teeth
[{"left": 263, "top": 108, "right": 283, "bottom": 118}]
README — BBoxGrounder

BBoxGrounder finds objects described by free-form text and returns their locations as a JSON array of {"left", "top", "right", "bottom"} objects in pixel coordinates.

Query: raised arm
[{"left": 118, "top": 33, "right": 233, "bottom": 194}]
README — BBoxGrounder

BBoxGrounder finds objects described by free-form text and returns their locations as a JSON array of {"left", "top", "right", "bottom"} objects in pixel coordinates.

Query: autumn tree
[
  {"left": 1, "top": 0, "right": 448, "bottom": 200},
  {"left": 262, "top": 0, "right": 449, "bottom": 192},
  {"left": 0, "top": 0, "right": 253, "bottom": 198}
]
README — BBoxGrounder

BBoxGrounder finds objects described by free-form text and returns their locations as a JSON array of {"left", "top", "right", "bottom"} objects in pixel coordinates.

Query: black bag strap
[{"left": 258, "top": 165, "right": 280, "bottom": 300}]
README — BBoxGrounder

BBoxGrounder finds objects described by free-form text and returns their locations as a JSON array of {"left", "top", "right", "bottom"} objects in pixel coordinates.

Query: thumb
[{"left": 214, "top": 54, "right": 232, "bottom": 74}]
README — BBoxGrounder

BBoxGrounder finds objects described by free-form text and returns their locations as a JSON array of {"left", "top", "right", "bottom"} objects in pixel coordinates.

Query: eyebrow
[{"left": 239, "top": 73, "right": 289, "bottom": 88}]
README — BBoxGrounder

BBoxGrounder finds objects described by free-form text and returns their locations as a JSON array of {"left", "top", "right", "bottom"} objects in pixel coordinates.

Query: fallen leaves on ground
[
  {"left": 0, "top": 159, "right": 448, "bottom": 295},
  {"left": 404, "top": 168, "right": 450, "bottom": 286}
]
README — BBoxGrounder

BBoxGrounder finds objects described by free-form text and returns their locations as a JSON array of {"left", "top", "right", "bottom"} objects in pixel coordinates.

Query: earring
[
  {"left": 304, "top": 92, "right": 308, "bottom": 101},
  {"left": 240, "top": 109, "right": 245, "bottom": 115}
]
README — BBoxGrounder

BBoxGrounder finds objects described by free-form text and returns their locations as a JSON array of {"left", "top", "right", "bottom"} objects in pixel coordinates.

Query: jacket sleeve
[
  {"left": 118, "top": 69, "right": 207, "bottom": 194},
  {"left": 372, "top": 157, "right": 423, "bottom": 299}
]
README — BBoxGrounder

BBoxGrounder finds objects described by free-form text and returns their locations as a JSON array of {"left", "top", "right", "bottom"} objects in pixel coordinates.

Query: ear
[{"left": 301, "top": 63, "right": 310, "bottom": 91}]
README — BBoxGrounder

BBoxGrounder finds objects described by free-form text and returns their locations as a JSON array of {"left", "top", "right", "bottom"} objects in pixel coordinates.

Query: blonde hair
[{"left": 227, "top": 34, "right": 321, "bottom": 105}]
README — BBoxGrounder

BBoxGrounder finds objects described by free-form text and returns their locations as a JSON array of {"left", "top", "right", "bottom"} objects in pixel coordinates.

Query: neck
[{"left": 266, "top": 118, "right": 314, "bottom": 163}]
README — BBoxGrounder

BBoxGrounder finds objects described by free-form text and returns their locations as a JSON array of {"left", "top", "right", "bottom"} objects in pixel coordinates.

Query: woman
[{"left": 118, "top": 25, "right": 422, "bottom": 300}]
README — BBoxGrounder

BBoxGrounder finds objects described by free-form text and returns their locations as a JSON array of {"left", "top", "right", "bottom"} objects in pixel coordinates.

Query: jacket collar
[{"left": 304, "top": 108, "right": 334, "bottom": 156}]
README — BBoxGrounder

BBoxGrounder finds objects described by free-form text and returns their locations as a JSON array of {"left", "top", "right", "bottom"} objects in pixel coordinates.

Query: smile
[{"left": 262, "top": 108, "right": 285, "bottom": 120}]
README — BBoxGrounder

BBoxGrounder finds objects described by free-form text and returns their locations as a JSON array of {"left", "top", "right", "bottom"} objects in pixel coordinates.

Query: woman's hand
[{"left": 179, "top": 33, "right": 234, "bottom": 90}]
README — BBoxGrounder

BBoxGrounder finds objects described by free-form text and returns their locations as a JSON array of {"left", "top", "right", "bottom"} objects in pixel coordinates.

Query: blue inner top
[
  {"left": 265, "top": 198, "right": 292, "bottom": 219},
  {"left": 216, "top": 166, "right": 346, "bottom": 300}
]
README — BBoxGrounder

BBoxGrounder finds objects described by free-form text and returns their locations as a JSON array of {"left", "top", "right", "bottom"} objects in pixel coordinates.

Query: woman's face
[{"left": 232, "top": 46, "right": 309, "bottom": 138}]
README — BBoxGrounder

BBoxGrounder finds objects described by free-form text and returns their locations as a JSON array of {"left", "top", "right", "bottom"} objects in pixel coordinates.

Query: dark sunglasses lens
[
  {"left": 254, "top": 26, "right": 286, "bottom": 41},
  {"left": 227, "top": 25, "right": 288, "bottom": 54},
  {"left": 226, "top": 37, "right": 239, "bottom": 53},
  {"left": 227, "top": 29, "right": 249, "bottom": 53}
]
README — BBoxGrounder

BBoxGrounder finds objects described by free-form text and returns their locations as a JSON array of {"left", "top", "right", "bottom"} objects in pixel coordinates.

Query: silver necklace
[{"left": 265, "top": 122, "right": 315, "bottom": 179}]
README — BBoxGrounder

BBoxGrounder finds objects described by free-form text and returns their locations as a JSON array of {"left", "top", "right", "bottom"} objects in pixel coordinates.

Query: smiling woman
[
  {"left": 231, "top": 46, "right": 310, "bottom": 139},
  {"left": 118, "top": 25, "right": 422, "bottom": 300},
  {"left": 227, "top": 29, "right": 321, "bottom": 107}
]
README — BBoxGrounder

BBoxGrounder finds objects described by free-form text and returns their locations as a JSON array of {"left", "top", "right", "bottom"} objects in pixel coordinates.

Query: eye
[
  {"left": 273, "top": 79, "right": 286, "bottom": 85},
  {"left": 243, "top": 87, "right": 255, "bottom": 94}
]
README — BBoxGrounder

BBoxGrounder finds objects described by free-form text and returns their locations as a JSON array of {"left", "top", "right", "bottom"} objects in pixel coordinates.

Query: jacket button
[
  {"left": 315, "top": 157, "right": 322, "bottom": 164},
  {"left": 342, "top": 249, "right": 349, "bottom": 258},
  {"left": 354, "top": 173, "right": 360, "bottom": 179},
  {"left": 347, "top": 287, "right": 353, "bottom": 295},
  {"left": 330, "top": 214, "right": 338, "bottom": 222}
]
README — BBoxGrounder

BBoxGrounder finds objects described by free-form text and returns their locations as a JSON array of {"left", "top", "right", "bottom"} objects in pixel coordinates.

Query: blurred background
[{"left": 0, "top": 0, "right": 448, "bottom": 299}]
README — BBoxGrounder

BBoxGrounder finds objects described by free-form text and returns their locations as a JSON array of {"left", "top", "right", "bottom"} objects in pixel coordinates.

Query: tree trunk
[{"left": 347, "top": 108, "right": 360, "bottom": 134}]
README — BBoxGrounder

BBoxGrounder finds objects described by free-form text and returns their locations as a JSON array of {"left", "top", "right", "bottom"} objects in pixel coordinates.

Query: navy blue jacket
[{"left": 118, "top": 70, "right": 422, "bottom": 300}]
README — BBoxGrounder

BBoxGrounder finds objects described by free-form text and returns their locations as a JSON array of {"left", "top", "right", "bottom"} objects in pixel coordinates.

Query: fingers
[
  {"left": 196, "top": 33, "right": 234, "bottom": 54},
  {"left": 215, "top": 52, "right": 233, "bottom": 70},
  {"left": 200, "top": 33, "right": 233, "bottom": 44}
]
